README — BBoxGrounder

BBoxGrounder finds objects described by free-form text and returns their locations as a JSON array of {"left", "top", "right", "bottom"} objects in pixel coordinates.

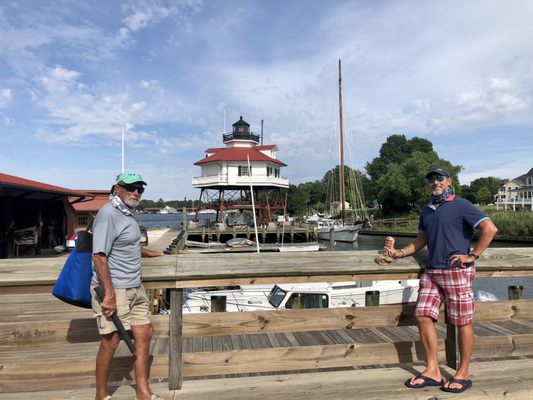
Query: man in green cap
[{"left": 91, "top": 172, "right": 163, "bottom": 400}]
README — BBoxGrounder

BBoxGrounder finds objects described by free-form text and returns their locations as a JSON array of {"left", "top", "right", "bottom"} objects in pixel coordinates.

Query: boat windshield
[
  {"left": 285, "top": 293, "right": 329, "bottom": 309},
  {"left": 268, "top": 285, "right": 287, "bottom": 308}
]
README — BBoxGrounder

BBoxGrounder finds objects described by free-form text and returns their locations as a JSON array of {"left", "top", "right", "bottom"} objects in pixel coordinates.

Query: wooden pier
[
  {"left": 1, "top": 248, "right": 533, "bottom": 399},
  {"left": 185, "top": 223, "right": 315, "bottom": 244}
]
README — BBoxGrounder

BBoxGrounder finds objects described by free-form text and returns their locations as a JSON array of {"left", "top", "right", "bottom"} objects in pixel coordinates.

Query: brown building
[
  {"left": 67, "top": 190, "right": 111, "bottom": 232},
  {"left": 0, "top": 172, "right": 90, "bottom": 258}
]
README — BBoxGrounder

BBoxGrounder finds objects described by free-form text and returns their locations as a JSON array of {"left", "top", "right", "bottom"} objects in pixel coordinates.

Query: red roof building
[
  {"left": 191, "top": 116, "right": 289, "bottom": 225},
  {"left": 0, "top": 172, "right": 91, "bottom": 258}
]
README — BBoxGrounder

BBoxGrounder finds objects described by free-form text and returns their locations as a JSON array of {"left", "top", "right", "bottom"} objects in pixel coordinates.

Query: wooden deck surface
[{"left": 3, "top": 358, "right": 532, "bottom": 399}]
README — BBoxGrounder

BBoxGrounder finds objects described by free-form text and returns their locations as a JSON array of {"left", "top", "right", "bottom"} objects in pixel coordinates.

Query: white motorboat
[{"left": 182, "top": 280, "right": 420, "bottom": 313}]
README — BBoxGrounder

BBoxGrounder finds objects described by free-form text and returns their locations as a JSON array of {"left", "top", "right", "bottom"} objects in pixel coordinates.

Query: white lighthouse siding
[{"left": 193, "top": 161, "right": 289, "bottom": 188}]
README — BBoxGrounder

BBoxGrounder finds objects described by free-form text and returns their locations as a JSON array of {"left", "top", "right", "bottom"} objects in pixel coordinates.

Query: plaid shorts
[{"left": 415, "top": 266, "right": 476, "bottom": 326}]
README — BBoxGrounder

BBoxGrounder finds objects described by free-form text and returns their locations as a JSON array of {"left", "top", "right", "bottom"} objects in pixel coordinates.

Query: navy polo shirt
[{"left": 418, "top": 196, "right": 490, "bottom": 269}]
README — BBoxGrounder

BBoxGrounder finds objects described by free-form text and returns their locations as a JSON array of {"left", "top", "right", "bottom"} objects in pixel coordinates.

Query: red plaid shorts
[{"left": 415, "top": 266, "right": 476, "bottom": 326}]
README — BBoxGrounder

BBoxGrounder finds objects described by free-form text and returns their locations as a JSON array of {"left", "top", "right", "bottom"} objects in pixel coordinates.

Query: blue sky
[{"left": 1, "top": 0, "right": 532, "bottom": 200}]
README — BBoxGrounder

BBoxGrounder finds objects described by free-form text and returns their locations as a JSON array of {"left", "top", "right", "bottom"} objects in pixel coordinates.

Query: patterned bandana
[
  {"left": 431, "top": 187, "right": 455, "bottom": 207},
  {"left": 111, "top": 195, "right": 135, "bottom": 216}
]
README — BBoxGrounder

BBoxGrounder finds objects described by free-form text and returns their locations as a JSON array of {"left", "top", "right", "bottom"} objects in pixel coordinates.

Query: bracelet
[{"left": 399, "top": 249, "right": 406, "bottom": 258}]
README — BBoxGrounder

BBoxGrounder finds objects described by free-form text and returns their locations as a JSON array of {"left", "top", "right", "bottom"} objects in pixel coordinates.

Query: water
[
  {"left": 136, "top": 214, "right": 532, "bottom": 300},
  {"left": 324, "top": 234, "right": 533, "bottom": 301},
  {"left": 134, "top": 212, "right": 215, "bottom": 228}
]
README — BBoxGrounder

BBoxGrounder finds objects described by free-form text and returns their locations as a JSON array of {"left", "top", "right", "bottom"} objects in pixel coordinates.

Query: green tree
[
  {"left": 368, "top": 135, "right": 461, "bottom": 214},
  {"left": 468, "top": 177, "right": 500, "bottom": 204},
  {"left": 366, "top": 134, "right": 434, "bottom": 182},
  {"left": 286, "top": 184, "right": 311, "bottom": 216},
  {"left": 475, "top": 187, "right": 493, "bottom": 205}
]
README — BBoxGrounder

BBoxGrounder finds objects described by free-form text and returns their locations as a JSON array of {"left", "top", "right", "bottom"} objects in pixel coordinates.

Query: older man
[
  {"left": 91, "top": 172, "right": 163, "bottom": 400},
  {"left": 386, "top": 166, "right": 497, "bottom": 394}
]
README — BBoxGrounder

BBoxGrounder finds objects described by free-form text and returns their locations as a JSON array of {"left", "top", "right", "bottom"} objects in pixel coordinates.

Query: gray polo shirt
[{"left": 91, "top": 201, "right": 142, "bottom": 288}]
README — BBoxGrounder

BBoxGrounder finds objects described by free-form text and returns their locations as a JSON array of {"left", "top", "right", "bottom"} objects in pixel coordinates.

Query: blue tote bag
[{"left": 52, "top": 230, "right": 93, "bottom": 308}]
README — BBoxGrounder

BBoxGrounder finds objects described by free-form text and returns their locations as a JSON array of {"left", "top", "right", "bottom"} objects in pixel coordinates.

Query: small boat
[
  {"left": 183, "top": 280, "right": 420, "bottom": 313},
  {"left": 474, "top": 290, "right": 499, "bottom": 302},
  {"left": 226, "top": 237, "right": 255, "bottom": 248},
  {"left": 278, "top": 244, "right": 320, "bottom": 252}
]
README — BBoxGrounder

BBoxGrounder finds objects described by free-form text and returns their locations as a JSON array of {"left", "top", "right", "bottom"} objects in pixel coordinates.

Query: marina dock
[{"left": 1, "top": 248, "right": 533, "bottom": 399}]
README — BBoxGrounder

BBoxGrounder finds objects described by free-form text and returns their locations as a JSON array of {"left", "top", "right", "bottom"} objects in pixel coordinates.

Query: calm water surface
[{"left": 136, "top": 213, "right": 532, "bottom": 300}]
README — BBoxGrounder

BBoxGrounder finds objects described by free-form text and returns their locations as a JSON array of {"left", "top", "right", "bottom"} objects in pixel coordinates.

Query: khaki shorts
[{"left": 91, "top": 285, "right": 151, "bottom": 335}]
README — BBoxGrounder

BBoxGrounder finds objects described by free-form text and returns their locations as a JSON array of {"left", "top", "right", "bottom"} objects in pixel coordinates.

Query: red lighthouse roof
[{"left": 194, "top": 146, "right": 287, "bottom": 166}]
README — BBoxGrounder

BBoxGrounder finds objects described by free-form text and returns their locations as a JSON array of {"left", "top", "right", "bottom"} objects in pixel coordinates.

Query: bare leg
[
  {"left": 131, "top": 323, "right": 154, "bottom": 400},
  {"left": 409, "top": 316, "right": 442, "bottom": 385},
  {"left": 95, "top": 332, "right": 120, "bottom": 400},
  {"left": 444, "top": 323, "right": 474, "bottom": 389}
]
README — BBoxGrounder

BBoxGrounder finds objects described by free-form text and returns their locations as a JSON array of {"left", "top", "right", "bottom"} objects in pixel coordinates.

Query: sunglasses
[
  {"left": 120, "top": 184, "right": 145, "bottom": 194},
  {"left": 427, "top": 175, "right": 446, "bottom": 183}
]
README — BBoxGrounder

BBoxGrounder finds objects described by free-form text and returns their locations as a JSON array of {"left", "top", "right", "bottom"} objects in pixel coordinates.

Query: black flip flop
[
  {"left": 404, "top": 374, "right": 444, "bottom": 389},
  {"left": 441, "top": 378, "right": 473, "bottom": 393}
]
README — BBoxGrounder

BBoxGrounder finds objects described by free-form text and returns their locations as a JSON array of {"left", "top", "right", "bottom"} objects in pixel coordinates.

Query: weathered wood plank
[
  {"left": 3, "top": 300, "right": 532, "bottom": 345},
  {"left": 3, "top": 358, "right": 533, "bottom": 399},
  {"left": 181, "top": 341, "right": 443, "bottom": 376},
  {"left": 2, "top": 248, "right": 533, "bottom": 290}
]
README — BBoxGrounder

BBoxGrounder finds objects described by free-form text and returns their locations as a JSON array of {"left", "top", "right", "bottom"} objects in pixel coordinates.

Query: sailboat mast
[{"left": 338, "top": 59, "right": 346, "bottom": 223}]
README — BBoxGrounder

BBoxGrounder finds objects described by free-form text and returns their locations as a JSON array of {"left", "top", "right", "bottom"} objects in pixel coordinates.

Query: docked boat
[
  {"left": 318, "top": 60, "right": 368, "bottom": 243},
  {"left": 316, "top": 218, "right": 363, "bottom": 242},
  {"left": 182, "top": 280, "right": 420, "bottom": 313}
]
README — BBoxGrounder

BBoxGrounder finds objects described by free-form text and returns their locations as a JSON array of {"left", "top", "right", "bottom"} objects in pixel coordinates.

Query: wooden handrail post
[
  {"left": 169, "top": 288, "right": 183, "bottom": 390},
  {"left": 444, "top": 304, "right": 457, "bottom": 370}
]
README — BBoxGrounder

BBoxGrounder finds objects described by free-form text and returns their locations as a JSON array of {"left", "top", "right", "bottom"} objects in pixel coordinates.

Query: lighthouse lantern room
[{"left": 192, "top": 116, "right": 289, "bottom": 227}]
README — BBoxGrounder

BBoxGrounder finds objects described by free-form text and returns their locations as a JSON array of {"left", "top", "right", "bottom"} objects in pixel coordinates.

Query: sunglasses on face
[
  {"left": 427, "top": 175, "right": 446, "bottom": 183},
  {"left": 120, "top": 184, "right": 145, "bottom": 194}
]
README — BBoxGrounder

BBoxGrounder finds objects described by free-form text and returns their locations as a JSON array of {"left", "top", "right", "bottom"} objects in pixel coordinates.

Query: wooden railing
[{"left": 1, "top": 248, "right": 533, "bottom": 392}]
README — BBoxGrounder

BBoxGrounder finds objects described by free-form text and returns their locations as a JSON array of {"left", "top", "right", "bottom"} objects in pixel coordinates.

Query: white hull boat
[
  {"left": 182, "top": 280, "right": 420, "bottom": 313},
  {"left": 317, "top": 223, "right": 362, "bottom": 242}
]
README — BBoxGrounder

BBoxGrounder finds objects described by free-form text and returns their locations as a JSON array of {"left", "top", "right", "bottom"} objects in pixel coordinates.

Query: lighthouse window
[
  {"left": 267, "top": 166, "right": 272, "bottom": 176},
  {"left": 238, "top": 166, "right": 251, "bottom": 176}
]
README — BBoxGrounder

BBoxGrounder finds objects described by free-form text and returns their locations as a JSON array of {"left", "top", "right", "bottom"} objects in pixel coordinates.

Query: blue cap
[
  {"left": 426, "top": 166, "right": 450, "bottom": 178},
  {"left": 116, "top": 172, "right": 147, "bottom": 185}
]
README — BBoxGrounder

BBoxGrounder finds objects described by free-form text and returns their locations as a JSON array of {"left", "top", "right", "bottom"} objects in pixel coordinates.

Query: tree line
[
  {"left": 139, "top": 135, "right": 501, "bottom": 217},
  {"left": 286, "top": 134, "right": 500, "bottom": 217}
]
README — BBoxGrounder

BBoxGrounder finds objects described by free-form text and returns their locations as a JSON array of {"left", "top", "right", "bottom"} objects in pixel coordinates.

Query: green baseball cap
[{"left": 116, "top": 172, "right": 147, "bottom": 185}]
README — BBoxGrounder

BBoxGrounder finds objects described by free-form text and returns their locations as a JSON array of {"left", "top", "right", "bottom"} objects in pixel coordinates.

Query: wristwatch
[{"left": 470, "top": 251, "right": 479, "bottom": 259}]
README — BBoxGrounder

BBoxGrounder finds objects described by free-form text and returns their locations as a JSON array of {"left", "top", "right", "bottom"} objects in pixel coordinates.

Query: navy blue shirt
[{"left": 418, "top": 196, "right": 490, "bottom": 269}]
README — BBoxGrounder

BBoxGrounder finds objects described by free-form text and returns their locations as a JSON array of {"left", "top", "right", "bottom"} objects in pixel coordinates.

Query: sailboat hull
[{"left": 318, "top": 224, "right": 362, "bottom": 242}]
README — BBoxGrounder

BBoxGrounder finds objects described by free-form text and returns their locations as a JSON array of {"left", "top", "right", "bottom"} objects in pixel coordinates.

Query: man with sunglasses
[
  {"left": 385, "top": 166, "right": 497, "bottom": 394},
  {"left": 91, "top": 172, "right": 163, "bottom": 400}
]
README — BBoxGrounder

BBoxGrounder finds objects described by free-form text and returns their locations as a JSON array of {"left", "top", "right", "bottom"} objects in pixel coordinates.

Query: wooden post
[
  {"left": 182, "top": 207, "right": 187, "bottom": 231},
  {"left": 169, "top": 288, "right": 183, "bottom": 390},
  {"left": 445, "top": 304, "right": 457, "bottom": 369},
  {"left": 329, "top": 228, "right": 335, "bottom": 251}
]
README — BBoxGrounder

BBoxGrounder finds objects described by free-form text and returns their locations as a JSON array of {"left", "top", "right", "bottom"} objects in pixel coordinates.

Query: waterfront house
[{"left": 495, "top": 167, "right": 533, "bottom": 211}]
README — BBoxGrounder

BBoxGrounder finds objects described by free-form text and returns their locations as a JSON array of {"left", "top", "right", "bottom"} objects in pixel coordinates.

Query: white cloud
[
  {"left": 0, "top": 89, "right": 13, "bottom": 107},
  {"left": 2, "top": 116, "right": 14, "bottom": 126}
]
